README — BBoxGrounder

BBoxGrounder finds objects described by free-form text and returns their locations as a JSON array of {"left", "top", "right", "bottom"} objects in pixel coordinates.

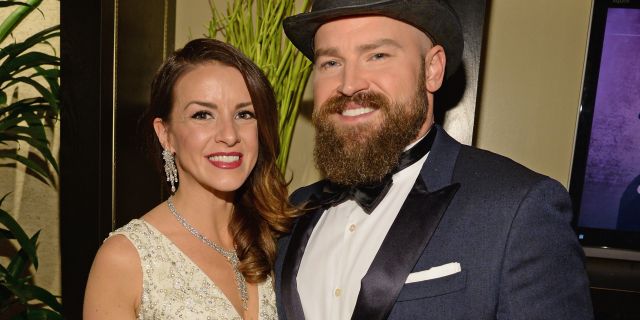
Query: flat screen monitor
[{"left": 569, "top": 0, "right": 640, "bottom": 252}]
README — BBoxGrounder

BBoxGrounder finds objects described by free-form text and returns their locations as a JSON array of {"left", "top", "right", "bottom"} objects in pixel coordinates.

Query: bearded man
[{"left": 275, "top": 1, "right": 594, "bottom": 319}]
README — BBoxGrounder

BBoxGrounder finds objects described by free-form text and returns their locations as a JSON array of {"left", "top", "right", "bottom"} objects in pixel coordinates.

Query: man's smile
[{"left": 341, "top": 106, "right": 376, "bottom": 117}]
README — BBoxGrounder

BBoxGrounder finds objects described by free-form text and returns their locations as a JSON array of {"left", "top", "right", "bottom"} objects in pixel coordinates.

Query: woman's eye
[
  {"left": 191, "top": 110, "right": 212, "bottom": 120},
  {"left": 236, "top": 110, "right": 256, "bottom": 120}
]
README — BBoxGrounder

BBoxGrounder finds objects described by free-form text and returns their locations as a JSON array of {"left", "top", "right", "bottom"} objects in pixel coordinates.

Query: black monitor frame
[{"left": 569, "top": 0, "right": 640, "bottom": 252}]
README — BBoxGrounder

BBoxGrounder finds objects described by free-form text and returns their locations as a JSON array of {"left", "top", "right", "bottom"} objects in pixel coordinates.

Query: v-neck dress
[{"left": 110, "top": 219, "right": 278, "bottom": 320}]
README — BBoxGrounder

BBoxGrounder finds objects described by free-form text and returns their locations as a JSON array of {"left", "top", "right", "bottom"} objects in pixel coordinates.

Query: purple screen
[{"left": 578, "top": 8, "right": 640, "bottom": 231}]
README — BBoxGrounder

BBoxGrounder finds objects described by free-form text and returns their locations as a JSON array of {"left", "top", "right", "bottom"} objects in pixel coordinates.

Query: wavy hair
[{"left": 139, "top": 38, "right": 296, "bottom": 282}]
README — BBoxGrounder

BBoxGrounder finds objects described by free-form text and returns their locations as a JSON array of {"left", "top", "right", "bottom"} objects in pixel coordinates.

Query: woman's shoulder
[
  {"left": 84, "top": 226, "right": 142, "bottom": 318},
  {"left": 109, "top": 203, "right": 168, "bottom": 245},
  {"left": 83, "top": 211, "right": 164, "bottom": 315},
  {"left": 96, "top": 232, "right": 140, "bottom": 269},
  {"left": 111, "top": 219, "right": 146, "bottom": 235},
  {"left": 99, "top": 218, "right": 153, "bottom": 270}
]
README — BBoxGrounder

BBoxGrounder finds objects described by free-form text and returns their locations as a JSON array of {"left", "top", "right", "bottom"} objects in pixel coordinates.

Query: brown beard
[{"left": 312, "top": 81, "right": 428, "bottom": 185}]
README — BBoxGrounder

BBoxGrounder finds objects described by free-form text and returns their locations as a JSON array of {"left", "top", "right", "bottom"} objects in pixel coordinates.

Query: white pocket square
[{"left": 405, "top": 262, "right": 462, "bottom": 283}]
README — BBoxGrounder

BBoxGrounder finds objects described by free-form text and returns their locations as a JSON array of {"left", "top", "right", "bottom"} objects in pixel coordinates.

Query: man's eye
[
  {"left": 191, "top": 111, "right": 212, "bottom": 120},
  {"left": 371, "top": 53, "right": 388, "bottom": 60},
  {"left": 236, "top": 110, "right": 256, "bottom": 120},
  {"left": 319, "top": 60, "right": 339, "bottom": 69}
]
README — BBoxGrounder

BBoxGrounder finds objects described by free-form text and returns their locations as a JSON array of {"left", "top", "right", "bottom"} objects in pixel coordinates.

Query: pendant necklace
[{"left": 167, "top": 196, "right": 248, "bottom": 310}]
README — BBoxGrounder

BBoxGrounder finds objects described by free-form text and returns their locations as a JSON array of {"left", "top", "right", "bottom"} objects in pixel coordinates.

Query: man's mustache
[{"left": 319, "top": 91, "right": 390, "bottom": 115}]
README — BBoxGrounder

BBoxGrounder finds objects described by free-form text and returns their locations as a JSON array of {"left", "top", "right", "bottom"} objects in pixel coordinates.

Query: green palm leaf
[
  {"left": 0, "top": 52, "right": 60, "bottom": 86},
  {"left": 0, "top": 97, "right": 50, "bottom": 117},
  {"left": 0, "top": 0, "right": 63, "bottom": 317},
  {"left": 3, "top": 130, "right": 58, "bottom": 174},
  {"left": 7, "top": 231, "right": 40, "bottom": 278},
  {"left": 0, "top": 205, "right": 38, "bottom": 269},
  {"left": 0, "top": 151, "right": 53, "bottom": 185},
  {"left": 0, "top": 0, "right": 43, "bottom": 44},
  {"left": 0, "top": 115, "right": 24, "bottom": 131},
  {"left": 0, "top": 2, "right": 34, "bottom": 8},
  {"left": 4, "top": 76, "right": 58, "bottom": 110},
  {"left": 24, "top": 308, "right": 64, "bottom": 320},
  {"left": 11, "top": 284, "right": 62, "bottom": 313},
  {"left": 0, "top": 25, "right": 59, "bottom": 61}
]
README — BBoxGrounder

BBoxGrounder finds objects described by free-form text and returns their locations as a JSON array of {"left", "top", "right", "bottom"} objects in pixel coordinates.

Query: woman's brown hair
[{"left": 139, "top": 38, "right": 296, "bottom": 282}]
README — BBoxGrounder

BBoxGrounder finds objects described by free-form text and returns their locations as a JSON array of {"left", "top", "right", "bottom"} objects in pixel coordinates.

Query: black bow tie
[{"left": 313, "top": 128, "right": 436, "bottom": 214}]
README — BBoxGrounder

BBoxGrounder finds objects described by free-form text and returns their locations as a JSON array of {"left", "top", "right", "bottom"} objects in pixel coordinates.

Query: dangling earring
[{"left": 162, "top": 149, "right": 178, "bottom": 193}]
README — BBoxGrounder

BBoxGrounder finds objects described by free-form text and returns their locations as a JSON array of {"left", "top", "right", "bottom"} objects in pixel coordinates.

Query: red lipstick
[{"left": 207, "top": 152, "right": 243, "bottom": 169}]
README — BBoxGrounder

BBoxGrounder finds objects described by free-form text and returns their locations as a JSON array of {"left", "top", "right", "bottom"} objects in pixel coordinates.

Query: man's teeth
[
  {"left": 341, "top": 107, "right": 374, "bottom": 117},
  {"left": 208, "top": 155, "right": 240, "bottom": 162}
]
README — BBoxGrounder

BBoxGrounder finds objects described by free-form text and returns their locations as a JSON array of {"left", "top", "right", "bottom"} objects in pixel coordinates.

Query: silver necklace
[{"left": 167, "top": 196, "right": 248, "bottom": 310}]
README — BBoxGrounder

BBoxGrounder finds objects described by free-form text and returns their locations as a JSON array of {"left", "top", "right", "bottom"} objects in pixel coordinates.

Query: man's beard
[{"left": 312, "top": 81, "right": 428, "bottom": 186}]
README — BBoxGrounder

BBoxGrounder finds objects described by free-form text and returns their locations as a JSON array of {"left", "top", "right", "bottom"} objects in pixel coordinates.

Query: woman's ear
[
  {"left": 424, "top": 44, "right": 446, "bottom": 93},
  {"left": 153, "top": 118, "right": 170, "bottom": 151}
]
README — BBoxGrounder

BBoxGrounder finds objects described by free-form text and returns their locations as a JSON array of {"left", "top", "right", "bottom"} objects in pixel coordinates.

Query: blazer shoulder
[
  {"left": 453, "top": 146, "right": 566, "bottom": 200},
  {"left": 289, "top": 179, "right": 329, "bottom": 206},
  {"left": 455, "top": 145, "right": 550, "bottom": 188}
]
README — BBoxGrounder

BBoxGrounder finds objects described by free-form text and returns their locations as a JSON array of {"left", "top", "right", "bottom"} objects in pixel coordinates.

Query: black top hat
[{"left": 283, "top": 0, "right": 464, "bottom": 78}]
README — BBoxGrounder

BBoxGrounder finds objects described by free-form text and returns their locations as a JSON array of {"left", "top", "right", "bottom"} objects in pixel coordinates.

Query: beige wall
[
  {"left": 175, "top": 0, "right": 221, "bottom": 48},
  {"left": 175, "top": 0, "right": 593, "bottom": 189},
  {"left": 0, "top": 0, "right": 60, "bottom": 296},
  {"left": 476, "top": 0, "right": 592, "bottom": 186}
]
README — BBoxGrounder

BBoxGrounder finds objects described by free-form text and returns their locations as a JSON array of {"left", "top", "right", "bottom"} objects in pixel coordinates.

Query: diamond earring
[{"left": 162, "top": 149, "right": 178, "bottom": 193}]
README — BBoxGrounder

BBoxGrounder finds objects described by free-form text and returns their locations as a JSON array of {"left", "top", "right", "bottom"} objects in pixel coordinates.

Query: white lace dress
[{"left": 110, "top": 219, "right": 278, "bottom": 320}]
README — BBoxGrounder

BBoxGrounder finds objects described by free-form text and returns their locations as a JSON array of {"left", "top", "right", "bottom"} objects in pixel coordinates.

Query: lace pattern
[{"left": 110, "top": 219, "right": 278, "bottom": 320}]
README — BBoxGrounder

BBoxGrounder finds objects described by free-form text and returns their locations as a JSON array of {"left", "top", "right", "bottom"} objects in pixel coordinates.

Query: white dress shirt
[{"left": 297, "top": 141, "right": 429, "bottom": 320}]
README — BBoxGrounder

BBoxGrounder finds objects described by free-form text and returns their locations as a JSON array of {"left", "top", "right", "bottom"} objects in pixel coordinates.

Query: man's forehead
[{"left": 313, "top": 16, "right": 431, "bottom": 52}]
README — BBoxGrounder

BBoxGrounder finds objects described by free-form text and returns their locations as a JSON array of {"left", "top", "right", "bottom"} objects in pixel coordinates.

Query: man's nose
[{"left": 337, "top": 63, "right": 368, "bottom": 97}]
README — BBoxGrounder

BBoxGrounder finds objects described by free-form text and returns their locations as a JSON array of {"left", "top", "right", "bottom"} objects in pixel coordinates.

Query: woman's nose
[{"left": 214, "top": 118, "right": 240, "bottom": 146}]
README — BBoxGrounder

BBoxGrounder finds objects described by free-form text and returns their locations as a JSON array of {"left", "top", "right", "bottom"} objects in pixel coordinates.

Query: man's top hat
[{"left": 283, "top": 0, "right": 464, "bottom": 78}]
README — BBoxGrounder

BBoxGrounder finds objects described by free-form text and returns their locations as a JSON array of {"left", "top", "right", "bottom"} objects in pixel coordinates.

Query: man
[{"left": 275, "top": 0, "right": 594, "bottom": 319}]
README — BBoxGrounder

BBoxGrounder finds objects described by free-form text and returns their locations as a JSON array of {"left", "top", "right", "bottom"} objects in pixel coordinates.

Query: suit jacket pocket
[{"left": 396, "top": 269, "right": 467, "bottom": 302}]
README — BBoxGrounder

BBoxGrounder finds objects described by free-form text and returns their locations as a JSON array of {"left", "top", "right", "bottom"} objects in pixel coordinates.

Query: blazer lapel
[
  {"left": 281, "top": 205, "right": 324, "bottom": 320},
  {"left": 350, "top": 125, "right": 462, "bottom": 319},
  {"left": 351, "top": 176, "right": 460, "bottom": 320},
  {"left": 421, "top": 125, "right": 461, "bottom": 191}
]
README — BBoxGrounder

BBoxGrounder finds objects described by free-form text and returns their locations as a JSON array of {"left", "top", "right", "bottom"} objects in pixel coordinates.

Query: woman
[{"left": 84, "top": 38, "right": 294, "bottom": 319}]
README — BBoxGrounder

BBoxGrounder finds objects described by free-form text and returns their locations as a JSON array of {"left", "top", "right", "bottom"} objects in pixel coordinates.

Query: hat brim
[{"left": 283, "top": 0, "right": 464, "bottom": 78}]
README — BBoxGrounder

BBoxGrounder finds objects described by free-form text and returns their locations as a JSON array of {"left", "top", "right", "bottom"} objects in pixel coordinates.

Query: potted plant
[
  {"left": 0, "top": 0, "right": 62, "bottom": 318},
  {"left": 208, "top": 0, "right": 312, "bottom": 171}
]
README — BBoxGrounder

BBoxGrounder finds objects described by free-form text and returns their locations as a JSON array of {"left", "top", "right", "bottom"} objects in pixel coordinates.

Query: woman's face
[{"left": 154, "top": 62, "right": 259, "bottom": 194}]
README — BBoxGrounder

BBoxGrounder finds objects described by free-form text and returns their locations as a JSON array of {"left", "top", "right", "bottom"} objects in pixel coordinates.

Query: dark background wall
[{"left": 60, "top": 0, "right": 174, "bottom": 317}]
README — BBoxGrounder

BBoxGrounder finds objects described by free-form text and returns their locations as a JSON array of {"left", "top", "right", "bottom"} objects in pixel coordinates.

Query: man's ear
[
  {"left": 424, "top": 45, "right": 446, "bottom": 93},
  {"left": 153, "top": 118, "right": 171, "bottom": 151}
]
